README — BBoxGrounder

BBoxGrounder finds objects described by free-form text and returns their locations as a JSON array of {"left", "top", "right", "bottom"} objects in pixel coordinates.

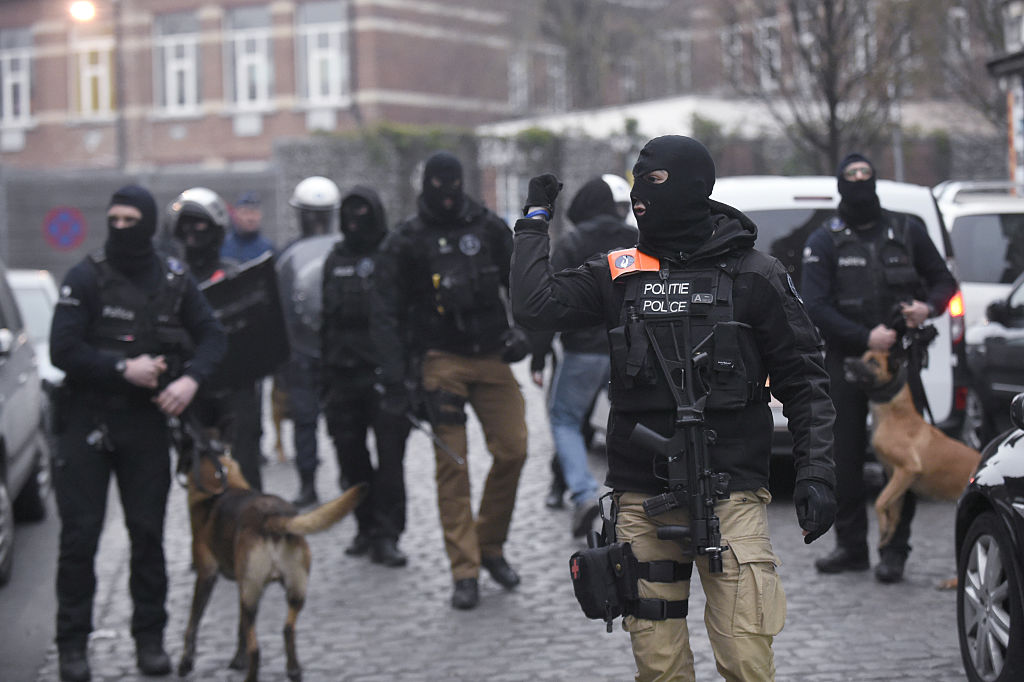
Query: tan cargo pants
[
  {"left": 616, "top": 488, "right": 785, "bottom": 682},
  {"left": 421, "top": 350, "right": 528, "bottom": 580}
]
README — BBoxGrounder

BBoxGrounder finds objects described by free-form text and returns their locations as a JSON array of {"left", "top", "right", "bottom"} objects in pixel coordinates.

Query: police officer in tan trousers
[
  {"left": 371, "top": 151, "right": 532, "bottom": 610},
  {"left": 510, "top": 136, "right": 837, "bottom": 681}
]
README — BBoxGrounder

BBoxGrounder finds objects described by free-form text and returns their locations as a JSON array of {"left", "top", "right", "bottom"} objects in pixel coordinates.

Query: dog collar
[{"left": 865, "top": 364, "right": 907, "bottom": 403}]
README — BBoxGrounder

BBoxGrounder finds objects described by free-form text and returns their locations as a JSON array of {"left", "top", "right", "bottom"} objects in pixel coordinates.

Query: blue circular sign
[{"left": 44, "top": 206, "right": 87, "bottom": 251}]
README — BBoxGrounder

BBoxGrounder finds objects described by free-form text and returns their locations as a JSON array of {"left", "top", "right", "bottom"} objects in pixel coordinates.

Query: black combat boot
[
  {"left": 545, "top": 457, "right": 567, "bottom": 509},
  {"left": 58, "top": 647, "right": 90, "bottom": 682},
  {"left": 136, "top": 640, "right": 172, "bottom": 676},
  {"left": 875, "top": 548, "right": 908, "bottom": 583},
  {"left": 345, "top": 532, "right": 372, "bottom": 556},
  {"left": 371, "top": 537, "right": 408, "bottom": 567},
  {"left": 451, "top": 578, "right": 479, "bottom": 610},
  {"left": 291, "top": 470, "right": 318, "bottom": 508},
  {"left": 481, "top": 555, "right": 521, "bottom": 589},
  {"left": 814, "top": 546, "right": 870, "bottom": 573}
]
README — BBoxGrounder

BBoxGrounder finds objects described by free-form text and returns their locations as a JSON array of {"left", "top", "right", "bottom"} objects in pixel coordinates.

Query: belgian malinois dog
[
  {"left": 177, "top": 453, "right": 365, "bottom": 681},
  {"left": 843, "top": 349, "right": 980, "bottom": 550}
]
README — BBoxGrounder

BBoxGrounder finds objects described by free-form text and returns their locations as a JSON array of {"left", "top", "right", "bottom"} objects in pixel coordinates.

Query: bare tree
[
  {"left": 539, "top": 0, "right": 613, "bottom": 109},
  {"left": 938, "top": 0, "right": 1006, "bottom": 131},
  {"left": 720, "top": 0, "right": 920, "bottom": 172}
]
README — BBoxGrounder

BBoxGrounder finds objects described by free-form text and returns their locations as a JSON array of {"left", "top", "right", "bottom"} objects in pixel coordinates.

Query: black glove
[
  {"left": 794, "top": 479, "right": 837, "bottom": 545},
  {"left": 500, "top": 328, "right": 531, "bottom": 363},
  {"left": 375, "top": 383, "right": 410, "bottom": 417},
  {"left": 522, "top": 173, "right": 563, "bottom": 216}
]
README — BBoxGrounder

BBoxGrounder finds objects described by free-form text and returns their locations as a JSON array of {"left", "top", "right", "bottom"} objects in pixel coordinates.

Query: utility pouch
[
  {"left": 569, "top": 541, "right": 638, "bottom": 633},
  {"left": 706, "top": 322, "right": 748, "bottom": 410}
]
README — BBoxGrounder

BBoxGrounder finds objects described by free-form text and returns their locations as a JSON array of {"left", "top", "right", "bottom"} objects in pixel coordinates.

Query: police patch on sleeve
[
  {"left": 828, "top": 216, "right": 845, "bottom": 232},
  {"left": 356, "top": 257, "right": 375, "bottom": 278},
  {"left": 802, "top": 246, "right": 819, "bottom": 265},
  {"left": 458, "top": 233, "right": 481, "bottom": 256},
  {"left": 57, "top": 284, "right": 80, "bottom": 306},
  {"left": 615, "top": 253, "right": 635, "bottom": 269}
]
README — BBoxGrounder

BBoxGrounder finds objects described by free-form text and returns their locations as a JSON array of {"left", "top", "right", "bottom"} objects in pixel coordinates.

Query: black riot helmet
[
  {"left": 340, "top": 185, "right": 387, "bottom": 253},
  {"left": 168, "top": 187, "right": 230, "bottom": 275},
  {"left": 420, "top": 151, "right": 464, "bottom": 219}
]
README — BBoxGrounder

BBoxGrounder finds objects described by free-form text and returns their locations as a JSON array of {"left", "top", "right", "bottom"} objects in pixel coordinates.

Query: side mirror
[
  {"left": 1011, "top": 392, "right": 1024, "bottom": 431},
  {"left": 987, "top": 300, "right": 1009, "bottom": 325},
  {"left": 0, "top": 328, "right": 13, "bottom": 355}
]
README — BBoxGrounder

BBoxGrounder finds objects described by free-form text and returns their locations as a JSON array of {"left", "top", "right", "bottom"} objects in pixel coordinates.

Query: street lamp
[{"left": 69, "top": 0, "right": 126, "bottom": 171}]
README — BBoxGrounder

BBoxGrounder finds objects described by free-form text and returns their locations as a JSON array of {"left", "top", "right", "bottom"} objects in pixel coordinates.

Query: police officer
[
  {"left": 50, "top": 185, "right": 226, "bottom": 682},
  {"left": 372, "top": 151, "right": 530, "bottom": 610},
  {"left": 529, "top": 175, "right": 637, "bottom": 537},
  {"left": 321, "top": 185, "right": 411, "bottom": 566},
  {"left": 222, "top": 190, "right": 275, "bottom": 264},
  {"left": 168, "top": 186, "right": 264, "bottom": 491},
  {"left": 510, "top": 136, "right": 837, "bottom": 681},
  {"left": 802, "top": 153, "right": 957, "bottom": 583},
  {"left": 278, "top": 176, "right": 342, "bottom": 507}
]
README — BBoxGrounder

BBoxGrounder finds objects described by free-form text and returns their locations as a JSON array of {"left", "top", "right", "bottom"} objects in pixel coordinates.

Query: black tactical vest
[
  {"left": 606, "top": 249, "right": 765, "bottom": 413},
  {"left": 322, "top": 248, "right": 377, "bottom": 369},
  {"left": 829, "top": 214, "right": 924, "bottom": 328},
  {"left": 86, "top": 250, "right": 189, "bottom": 361},
  {"left": 418, "top": 219, "right": 507, "bottom": 345}
]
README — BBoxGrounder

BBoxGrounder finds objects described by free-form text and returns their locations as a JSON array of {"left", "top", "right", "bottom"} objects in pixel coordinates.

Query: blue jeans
[{"left": 548, "top": 351, "right": 608, "bottom": 505}]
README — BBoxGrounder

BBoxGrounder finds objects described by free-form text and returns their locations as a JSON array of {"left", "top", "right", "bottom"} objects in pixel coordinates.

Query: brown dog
[
  {"left": 843, "top": 349, "right": 980, "bottom": 550},
  {"left": 177, "top": 454, "right": 365, "bottom": 681}
]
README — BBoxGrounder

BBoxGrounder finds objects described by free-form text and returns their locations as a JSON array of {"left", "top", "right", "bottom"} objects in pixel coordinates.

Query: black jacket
[
  {"left": 801, "top": 210, "right": 957, "bottom": 357},
  {"left": 530, "top": 214, "right": 637, "bottom": 370},
  {"left": 371, "top": 195, "right": 513, "bottom": 386},
  {"left": 511, "top": 204, "right": 835, "bottom": 494},
  {"left": 51, "top": 252, "right": 226, "bottom": 402}
]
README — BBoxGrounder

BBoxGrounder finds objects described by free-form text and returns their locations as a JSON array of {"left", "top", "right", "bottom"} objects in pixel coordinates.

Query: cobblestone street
[{"left": 34, "top": 367, "right": 968, "bottom": 681}]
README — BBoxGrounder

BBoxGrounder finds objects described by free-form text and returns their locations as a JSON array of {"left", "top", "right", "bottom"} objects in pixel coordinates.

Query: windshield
[
  {"left": 11, "top": 286, "right": 52, "bottom": 344},
  {"left": 746, "top": 208, "right": 928, "bottom": 290},
  {"left": 949, "top": 213, "right": 1024, "bottom": 284}
]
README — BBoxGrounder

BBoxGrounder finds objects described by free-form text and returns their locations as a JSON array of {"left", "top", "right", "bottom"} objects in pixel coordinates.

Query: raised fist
[{"left": 523, "top": 173, "right": 563, "bottom": 216}]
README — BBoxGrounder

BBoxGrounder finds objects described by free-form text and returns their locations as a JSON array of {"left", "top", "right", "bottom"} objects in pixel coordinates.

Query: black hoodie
[{"left": 511, "top": 202, "right": 835, "bottom": 494}]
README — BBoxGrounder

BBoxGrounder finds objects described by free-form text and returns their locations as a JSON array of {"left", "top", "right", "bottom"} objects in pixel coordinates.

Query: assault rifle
[{"left": 628, "top": 320, "right": 735, "bottom": 573}]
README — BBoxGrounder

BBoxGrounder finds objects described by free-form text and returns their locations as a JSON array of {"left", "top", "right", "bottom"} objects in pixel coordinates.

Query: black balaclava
[
  {"left": 340, "top": 186, "right": 387, "bottom": 253},
  {"left": 175, "top": 210, "right": 224, "bottom": 280},
  {"left": 421, "top": 151, "right": 464, "bottom": 220},
  {"left": 631, "top": 135, "right": 715, "bottom": 260},
  {"left": 105, "top": 184, "right": 157, "bottom": 275},
  {"left": 836, "top": 152, "right": 882, "bottom": 228},
  {"left": 567, "top": 176, "right": 618, "bottom": 226}
]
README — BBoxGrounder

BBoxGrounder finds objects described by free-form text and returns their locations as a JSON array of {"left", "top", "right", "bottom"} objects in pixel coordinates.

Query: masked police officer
[
  {"left": 371, "top": 151, "right": 530, "bottom": 610},
  {"left": 321, "top": 185, "right": 411, "bottom": 566},
  {"left": 510, "top": 136, "right": 837, "bottom": 681},
  {"left": 168, "top": 186, "right": 264, "bottom": 491},
  {"left": 801, "top": 153, "right": 957, "bottom": 583},
  {"left": 50, "top": 185, "right": 226, "bottom": 682}
]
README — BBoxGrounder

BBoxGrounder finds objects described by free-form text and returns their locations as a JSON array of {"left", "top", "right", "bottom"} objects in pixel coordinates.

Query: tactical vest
[
  {"left": 86, "top": 250, "right": 189, "bottom": 361},
  {"left": 606, "top": 248, "right": 765, "bottom": 413},
  {"left": 829, "top": 214, "right": 924, "bottom": 328},
  {"left": 418, "top": 219, "right": 507, "bottom": 343},
  {"left": 322, "top": 249, "right": 377, "bottom": 369}
]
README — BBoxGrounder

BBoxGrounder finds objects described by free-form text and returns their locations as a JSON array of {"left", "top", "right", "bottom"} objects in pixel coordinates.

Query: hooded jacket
[{"left": 511, "top": 201, "right": 835, "bottom": 494}]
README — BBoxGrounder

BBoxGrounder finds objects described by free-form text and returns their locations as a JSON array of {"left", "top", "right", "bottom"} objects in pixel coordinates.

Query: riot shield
[
  {"left": 274, "top": 234, "right": 341, "bottom": 359},
  {"left": 199, "top": 251, "right": 290, "bottom": 388}
]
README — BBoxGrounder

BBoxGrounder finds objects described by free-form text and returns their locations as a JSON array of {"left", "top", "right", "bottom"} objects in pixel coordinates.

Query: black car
[
  {"left": 963, "top": 272, "right": 1024, "bottom": 449},
  {"left": 956, "top": 392, "right": 1024, "bottom": 681},
  {"left": 0, "top": 258, "right": 51, "bottom": 586}
]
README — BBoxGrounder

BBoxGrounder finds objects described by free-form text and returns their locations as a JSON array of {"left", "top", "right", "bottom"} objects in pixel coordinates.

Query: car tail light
[
  {"left": 947, "top": 290, "right": 964, "bottom": 344},
  {"left": 954, "top": 385, "right": 968, "bottom": 411}
]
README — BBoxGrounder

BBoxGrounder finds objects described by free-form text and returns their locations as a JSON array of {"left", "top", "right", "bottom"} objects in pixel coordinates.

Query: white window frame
[
  {"left": 155, "top": 34, "right": 199, "bottom": 115},
  {"left": 508, "top": 49, "right": 528, "bottom": 111},
  {"left": 720, "top": 26, "right": 744, "bottom": 84},
  {"left": 947, "top": 6, "right": 970, "bottom": 57},
  {"left": 297, "top": 21, "right": 348, "bottom": 106},
  {"left": 229, "top": 27, "right": 271, "bottom": 111},
  {"left": 545, "top": 47, "right": 568, "bottom": 112},
  {"left": 853, "top": 4, "right": 877, "bottom": 73},
  {"left": 0, "top": 47, "right": 31, "bottom": 128},
  {"left": 73, "top": 38, "right": 114, "bottom": 119},
  {"left": 756, "top": 18, "right": 781, "bottom": 91}
]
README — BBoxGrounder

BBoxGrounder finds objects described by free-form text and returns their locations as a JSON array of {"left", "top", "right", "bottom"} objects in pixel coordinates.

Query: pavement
[{"left": 32, "top": 366, "right": 968, "bottom": 681}]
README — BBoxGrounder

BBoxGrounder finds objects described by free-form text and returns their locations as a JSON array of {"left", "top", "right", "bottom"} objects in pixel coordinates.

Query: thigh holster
[
  {"left": 570, "top": 541, "right": 691, "bottom": 633},
  {"left": 425, "top": 389, "right": 467, "bottom": 425}
]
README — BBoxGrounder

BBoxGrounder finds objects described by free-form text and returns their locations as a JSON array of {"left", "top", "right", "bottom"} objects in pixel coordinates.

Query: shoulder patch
[
  {"left": 165, "top": 257, "right": 185, "bottom": 275},
  {"left": 607, "top": 248, "right": 660, "bottom": 280},
  {"left": 828, "top": 216, "right": 845, "bottom": 232}
]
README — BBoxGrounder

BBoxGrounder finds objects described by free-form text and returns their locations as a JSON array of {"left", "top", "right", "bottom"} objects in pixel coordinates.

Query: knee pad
[{"left": 427, "top": 390, "right": 467, "bottom": 425}]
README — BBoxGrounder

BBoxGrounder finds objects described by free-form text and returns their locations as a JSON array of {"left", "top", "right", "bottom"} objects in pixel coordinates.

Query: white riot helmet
[
  {"left": 290, "top": 176, "right": 341, "bottom": 237},
  {"left": 602, "top": 174, "right": 637, "bottom": 227}
]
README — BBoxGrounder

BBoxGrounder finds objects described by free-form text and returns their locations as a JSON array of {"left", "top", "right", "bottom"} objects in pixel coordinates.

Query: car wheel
[
  {"left": 12, "top": 442, "right": 50, "bottom": 523},
  {"left": 962, "top": 390, "right": 990, "bottom": 451},
  {"left": 0, "top": 481, "right": 14, "bottom": 586},
  {"left": 957, "top": 512, "right": 1024, "bottom": 681}
]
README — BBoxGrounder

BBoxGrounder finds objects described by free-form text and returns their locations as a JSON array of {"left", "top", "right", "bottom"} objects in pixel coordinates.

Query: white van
[{"left": 710, "top": 176, "right": 968, "bottom": 457}]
